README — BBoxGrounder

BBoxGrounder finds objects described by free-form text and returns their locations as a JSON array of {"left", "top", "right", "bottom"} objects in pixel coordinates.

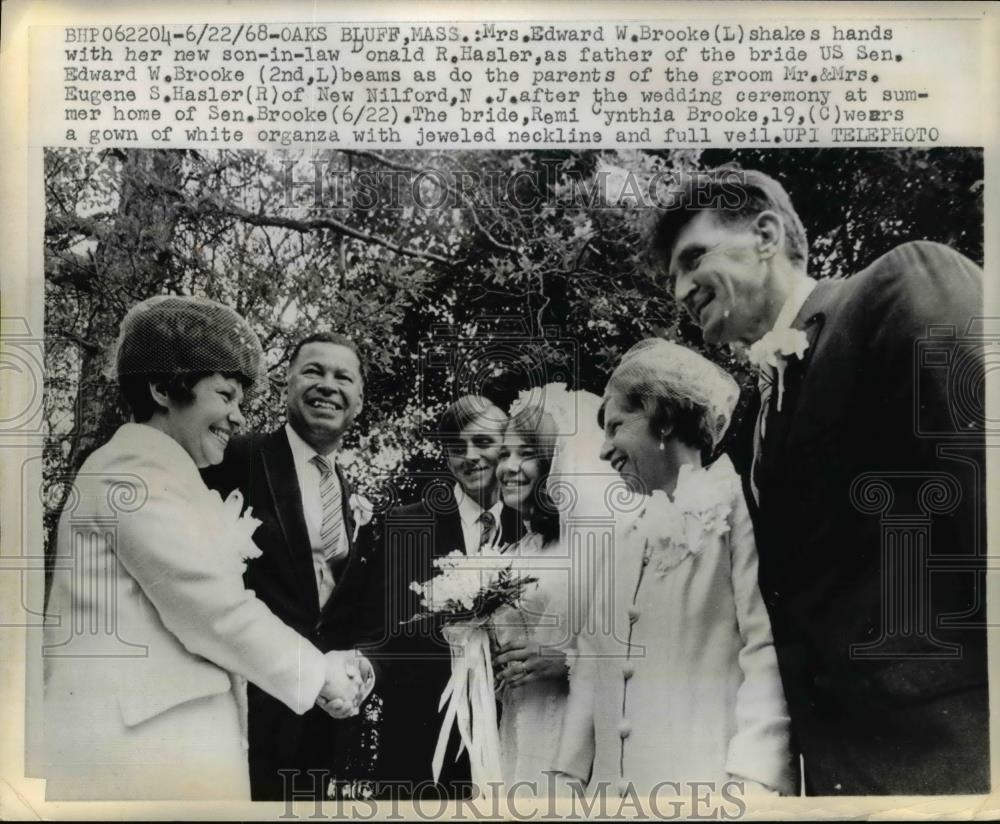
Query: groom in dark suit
[
  {"left": 204, "top": 332, "right": 379, "bottom": 800},
  {"left": 651, "top": 169, "right": 987, "bottom": 795},
  {"left": 369, "top": 395, "right": 522, "bottom": 797}
]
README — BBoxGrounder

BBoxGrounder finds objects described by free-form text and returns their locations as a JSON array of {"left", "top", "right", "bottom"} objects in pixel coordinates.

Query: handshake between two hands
[{"left": 316, "top": 649, "right": 375, "bottom": 719}]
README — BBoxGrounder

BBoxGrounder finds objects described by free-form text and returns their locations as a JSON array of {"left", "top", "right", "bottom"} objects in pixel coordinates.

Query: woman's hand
[{"left": 494, "top": 641, "right": 568, "bottom": 690}]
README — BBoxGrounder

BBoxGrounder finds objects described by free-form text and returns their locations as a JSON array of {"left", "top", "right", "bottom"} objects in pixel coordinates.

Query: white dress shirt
[
  {"left": 454, "top": 483, "right": 504, "bottom": 554},
  {"left": 285, "top": 423, "right": 349, "bottom": 605},
  {"left": 770, "top": 275, "right": 817, "bottom": 341}
]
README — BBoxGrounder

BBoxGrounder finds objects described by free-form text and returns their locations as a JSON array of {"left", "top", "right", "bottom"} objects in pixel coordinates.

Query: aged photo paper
[{"left": 1, "top": 0, "right": 998, "bottom": 819}]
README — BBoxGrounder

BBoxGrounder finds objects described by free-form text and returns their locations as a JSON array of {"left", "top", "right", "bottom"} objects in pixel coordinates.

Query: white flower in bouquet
[
  {"left": 405, "top": 546, "right": 536, "bottom": 793},
  {"left": 407, "top": 550, "right": 536, "bottom": 623}
]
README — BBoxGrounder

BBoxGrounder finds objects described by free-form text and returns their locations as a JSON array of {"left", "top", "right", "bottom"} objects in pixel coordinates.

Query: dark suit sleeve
[
  {"left": 859, "top": 240, "right": 986, "bottom": 673},
  {"left": 361, "top": 500, "right": 453, "bottom": 687},
  {"left": 867, "top": 241, "right": 982, "bottom": 435},
  {"left": 351, "top": 520, "right": 390, "bottom": 654},
  {"left": 864, "top": 242, "right": 985, "bottom": 525},
  {"left": 360, "top": 506, "right": 419, "bottom": 676}
]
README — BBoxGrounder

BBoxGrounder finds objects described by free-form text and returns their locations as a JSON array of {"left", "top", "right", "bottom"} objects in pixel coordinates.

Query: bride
[{"left": 492, "top": 386, "right": 611, "bottom": 790}]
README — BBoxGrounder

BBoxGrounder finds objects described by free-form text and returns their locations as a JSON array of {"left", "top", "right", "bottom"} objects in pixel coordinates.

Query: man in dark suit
[
  {"left": 204, "top": 331, "right": 379, "bottom": 800},
  {"left": 651, "top": 168, "right": 988, "bottom": 795},
  {"left": 369, "top": 395, "right": 522, "bottom": 798}
]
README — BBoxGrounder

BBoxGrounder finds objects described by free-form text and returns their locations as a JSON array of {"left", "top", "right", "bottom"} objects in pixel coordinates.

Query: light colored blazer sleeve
[
  {"left": 555, "top": 626, "right": 597, "bottom": 783},
  {"left": 110, "top": 453, "right": 327, "bottom": 715},
  {"left": 723, "top": 478, "right": 794, "bottom": 794},
  {"left": 554, "top": 551, "right": 602, "bottom": 784}
]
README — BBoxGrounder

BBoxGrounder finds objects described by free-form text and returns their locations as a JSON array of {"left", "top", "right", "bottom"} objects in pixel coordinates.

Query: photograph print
[{"left": 35, "top": 145, "right": 989, "bottom": 803}]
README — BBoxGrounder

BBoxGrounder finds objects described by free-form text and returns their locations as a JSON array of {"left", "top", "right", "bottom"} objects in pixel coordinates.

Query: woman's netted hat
[
  {"left": 112, "top": 295, "right": 265, "bottom": 390},
  {"left": 606, "top": 338, "right": 739, "bottom": 451}
]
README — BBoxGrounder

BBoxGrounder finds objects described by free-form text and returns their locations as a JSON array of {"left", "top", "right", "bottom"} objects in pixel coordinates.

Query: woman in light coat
[
  {"left": 43, "top": 296, "right": 370, "bottom": 800},
  {"left": 556, "top": 339, "right": 793, "bottom": 797}
]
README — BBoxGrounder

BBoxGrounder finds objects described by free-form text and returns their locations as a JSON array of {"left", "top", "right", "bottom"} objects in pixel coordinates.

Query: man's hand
[{"left": 316, "top": 649, "right": 375, "bottom": 719}]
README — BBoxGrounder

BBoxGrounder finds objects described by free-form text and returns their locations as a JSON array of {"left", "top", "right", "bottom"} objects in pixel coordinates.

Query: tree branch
[
  {"left": 341, "top": 150, "right": 520, "bottom": 255},
  {"left": 45, "top": 212, "right": 116, "bottom": 239},
  {"left": 53, "top": 329, "right": 102, "bottom": 354},
  {"left": 144, "top": 174, "right": 457, "bottom": 266}
]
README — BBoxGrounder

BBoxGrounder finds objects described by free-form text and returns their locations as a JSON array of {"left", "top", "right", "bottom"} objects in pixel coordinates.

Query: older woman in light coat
[{"left": 556, "top": 339, "right": 793, "bottom": 797}]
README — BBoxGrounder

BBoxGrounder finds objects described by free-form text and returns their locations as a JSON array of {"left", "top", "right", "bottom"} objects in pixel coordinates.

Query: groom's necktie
[
  {"left": 311, "top": 454, "right": 345, "bottom": 601},
  {"left": 477, "top": 510, "right": 497, "bottom": 552},
  {"left": 750, "top": 366, "right": 774, "bottom": 506}
]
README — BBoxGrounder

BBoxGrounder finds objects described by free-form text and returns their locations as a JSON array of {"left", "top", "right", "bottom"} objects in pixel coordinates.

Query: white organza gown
[{"left": 494, "top": 530, "right": 576, "bottom": 788}]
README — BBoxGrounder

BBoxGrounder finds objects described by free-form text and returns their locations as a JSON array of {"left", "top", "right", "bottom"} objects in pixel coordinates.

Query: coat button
[
  {"left": 618, "top": 721, "right": 632, "bottom": 739},
  {"left": 617, "top": 780, "right": 630, "bottom": 797},
  {"left": 627, "top": 605, "right": 641, "bottom": 622},
  {"left": 622, "top": 662, "right": 635, "bottom": 680}
]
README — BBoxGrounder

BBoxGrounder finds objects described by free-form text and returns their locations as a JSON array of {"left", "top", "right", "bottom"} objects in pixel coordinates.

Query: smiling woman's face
[
  {"left": 496, "top": 431, "right": 545, "bottom": 512},
  {"left": 598, "top": 394, "right": 669, "bottom": 495},
  {"left": 445, "top": 411, "right": 505, "bottom": 502},
  {"left": 157, "top": 373, "right": 246, "bottom": 468}
]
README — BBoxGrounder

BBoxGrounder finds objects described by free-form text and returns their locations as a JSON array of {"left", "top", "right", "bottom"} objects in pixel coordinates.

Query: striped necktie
[
  {"left": 311, "top": 454, "right": 342, "bottom": 563},
  {"left": 478, "top": 510, "right": 497, "bottom": 552}
]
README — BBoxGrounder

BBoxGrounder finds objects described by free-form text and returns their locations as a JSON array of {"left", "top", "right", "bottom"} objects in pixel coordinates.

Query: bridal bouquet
[{"left": 407, "top": 549, "right": 537, "bottom": 791}]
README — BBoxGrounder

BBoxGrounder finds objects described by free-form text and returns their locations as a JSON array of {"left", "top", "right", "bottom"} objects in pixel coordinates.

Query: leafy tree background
[{"left": 43, "top": 146, "right": 984, "bottom": 557}]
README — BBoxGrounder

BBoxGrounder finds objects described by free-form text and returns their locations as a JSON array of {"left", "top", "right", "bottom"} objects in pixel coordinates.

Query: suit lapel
[
  {"left": 791, "top": 279, "right": 837, "bottom": 360},
  {"left": 498, "top": 505, "right": 524, "bottom": 548},
  {"left": 260, "top": 429, "right": 320, "bottom": 608},
  {"left": 337, "top": 464, "right": 356, "bottom": 554},
  {"left": 757, "top": 279, "right": 838, "bottom": 494},
  {"left": 401, "top": 493, "right": 463, "bottom": 597},
  {"left": 436, "top": 500, "right": 465, "bottom": 559}
]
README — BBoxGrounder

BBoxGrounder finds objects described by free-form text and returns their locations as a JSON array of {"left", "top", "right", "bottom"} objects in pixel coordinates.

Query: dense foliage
[{"left": 43, "top": 147, "right": 984, "bottom": 545}]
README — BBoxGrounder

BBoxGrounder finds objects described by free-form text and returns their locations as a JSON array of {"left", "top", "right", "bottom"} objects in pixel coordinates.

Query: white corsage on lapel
[
  {"left": 215, "top": 489, "right": 263, "bottom": 571},
  {"left": 747, "top": 327, "right": 810, "bottom": 412},
  {"left": 625, "top": 464, "right": 732, "bottom": 577},
  {"left": 349, "top": 493, "right": 374, "bottom": 543}
]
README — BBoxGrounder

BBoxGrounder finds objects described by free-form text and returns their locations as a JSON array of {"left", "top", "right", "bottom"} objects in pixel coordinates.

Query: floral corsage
[
  {"left": 216, "top": 489, "right": 263, "bottom": 570},
  {"left": 624, "top": 464, "right": 732, "bottom": 577}
]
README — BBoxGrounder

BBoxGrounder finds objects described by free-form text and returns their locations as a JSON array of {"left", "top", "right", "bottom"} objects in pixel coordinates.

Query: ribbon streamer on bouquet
[{"left": 432, "top": 622, "right": 502, "bottom": 793}]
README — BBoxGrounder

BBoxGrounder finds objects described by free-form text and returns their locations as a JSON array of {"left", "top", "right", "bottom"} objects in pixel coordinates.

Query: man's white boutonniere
[
  {"left": 349, "top": 493, "right": 374, "bottom": 542},
  {"left": 219, "top": 489, "right": 263, "bottom": 567},
  {"left": 747, "top": 327, "right": 810, "bottom": 412}
]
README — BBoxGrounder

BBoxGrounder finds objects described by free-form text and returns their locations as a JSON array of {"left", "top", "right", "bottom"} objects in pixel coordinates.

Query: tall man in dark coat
[
  {"left": 369, "top": 395, "right": 522, "bottom": 798},
  {"left": 204, "top": 332, "right": 379, "bottom": 800},
  {"left": 651, "top": 168, "right": 988, "bottom": 795}
]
